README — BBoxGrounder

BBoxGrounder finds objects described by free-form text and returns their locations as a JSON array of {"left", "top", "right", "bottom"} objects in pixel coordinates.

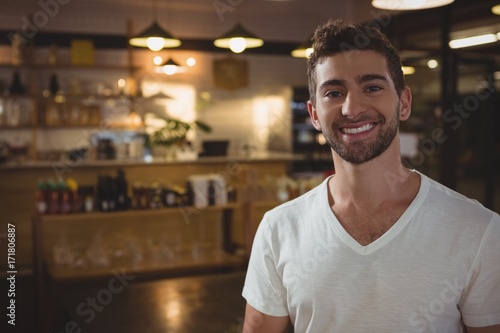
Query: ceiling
[{"left": 0, "top": 0, "right": 499, "bottom": 63}]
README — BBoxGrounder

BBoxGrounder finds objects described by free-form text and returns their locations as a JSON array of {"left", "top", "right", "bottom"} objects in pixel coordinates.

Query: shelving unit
[
  {"left": 290, "top": 87, "right": 333, "bottom": 176},
  {"left": 0, "top": 43, "right": 141, "bottom": 161}
]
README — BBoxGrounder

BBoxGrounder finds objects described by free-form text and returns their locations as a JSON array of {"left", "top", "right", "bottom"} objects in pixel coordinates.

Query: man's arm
[
  {"left": 242, "top": 303, "right": 290, "bottom": 333},
  {"left": 466, "top": 325, "right": 500, "bottom": 333}
]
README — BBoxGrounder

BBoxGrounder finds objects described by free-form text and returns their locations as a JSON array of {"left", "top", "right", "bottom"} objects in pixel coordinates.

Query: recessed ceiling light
[
  {"left": 492, "top": 4, "right": 500, "bottom": 15},
  {"left": 427, "top": 59, "right": 439, "bottom": 68}
]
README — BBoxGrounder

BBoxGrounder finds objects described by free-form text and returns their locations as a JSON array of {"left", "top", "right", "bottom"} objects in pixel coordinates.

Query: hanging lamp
[
  {"left": 129, "top": 0, "right": 181, "bottom": 51},
  {"left": 161, "top": 58, "right": 181, "bottom": 75},
  {"left": 291, "top": 39, "right": 313, "bottom": 58},
  {"left": 214, "top": 23, "right": 264, "bottom": 53},
  {"left": 372, "top": 0, "right": 454, "bottom": 10}
]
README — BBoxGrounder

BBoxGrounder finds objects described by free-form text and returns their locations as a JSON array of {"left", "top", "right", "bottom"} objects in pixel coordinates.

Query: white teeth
[{"left": 342, "top": 123, "right": 375, "bottom": 134}]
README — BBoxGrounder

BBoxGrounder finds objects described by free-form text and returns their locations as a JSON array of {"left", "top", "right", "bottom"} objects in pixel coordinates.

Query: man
[{"left": 242, "top": 18, "right": 500, "bottom": 332}]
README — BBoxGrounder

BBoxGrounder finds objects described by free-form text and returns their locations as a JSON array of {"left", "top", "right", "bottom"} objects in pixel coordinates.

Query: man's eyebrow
[
  {"left": 356, "top": 74, "right": 388, "bottom": 84},
  {"left": 319, "top": 79, "right": 345, "bottom": 90}
]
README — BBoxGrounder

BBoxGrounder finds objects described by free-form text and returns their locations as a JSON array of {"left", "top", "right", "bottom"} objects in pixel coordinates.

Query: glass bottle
[{"left": 35, "top": 179, "right": 48, "bottom": 214}]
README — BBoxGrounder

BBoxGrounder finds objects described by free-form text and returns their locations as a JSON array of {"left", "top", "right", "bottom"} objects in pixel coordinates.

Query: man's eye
[
  {"left": 325, "top": 91, "right": 342, "bottom": 98},
  {"left": 366, "top": 86, "right": 382, "bottom": 92}
]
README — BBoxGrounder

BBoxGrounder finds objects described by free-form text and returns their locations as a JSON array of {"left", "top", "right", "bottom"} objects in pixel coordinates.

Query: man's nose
[{"left": 341, "top": 92, "right": 368, "bottom": 119}]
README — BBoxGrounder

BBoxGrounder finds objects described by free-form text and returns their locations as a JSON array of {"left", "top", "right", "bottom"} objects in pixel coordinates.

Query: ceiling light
[
  {"left": 214, "top": 23, "right": 264, "bottom": 53},
  {"left": 427, "top": 59, "right": 438, "bottom": 69},
  {"left": 492, "top": 4, "right": 500, "bottom": 15},
  {"left": 129, "top": 21, "right": 181, "bottom": 51},
  {"left": 153, "top": 56, "right": 163, "bottom": 66},
  {"left": 402, "top": 66, "right": 415, "bottom": 75},
  {"left": 186, "top": 57, "right": 196, "bottom": 67},
  {"left": 162, "top": 58, "right": 181, "bottom": 75},
  {"left": 129, "top": 0, "right": 181, "bottom": 51},
  {"left": 291, "top": 40, "right": 313, "bottom": 58},
  {"left": 372, "top": 0, "right": 454, "bottom": 10},
  {"left": 449, "top": 33, "right": 498, "bottom": 49}
]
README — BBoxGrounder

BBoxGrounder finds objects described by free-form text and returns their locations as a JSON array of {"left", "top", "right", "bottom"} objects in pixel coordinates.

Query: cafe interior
[{"left": 0, "top": 0, "right": 499, "bottom": 332}]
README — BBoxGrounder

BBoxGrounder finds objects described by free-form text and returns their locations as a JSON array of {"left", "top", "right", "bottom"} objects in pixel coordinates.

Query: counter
[{"left": 0, "top": 151, "right": 301, "bottom": 271}]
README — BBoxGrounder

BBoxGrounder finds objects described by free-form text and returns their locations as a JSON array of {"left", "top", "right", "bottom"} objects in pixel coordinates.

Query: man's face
[{"left": 308, "top": 50, "right": 411, "bottom": 164}]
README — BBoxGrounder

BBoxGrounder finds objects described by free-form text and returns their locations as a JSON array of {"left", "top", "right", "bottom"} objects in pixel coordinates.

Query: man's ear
[
  {"left": 307, "top": 100, "right": 322, "bottom": 131},
  {"left": 399, "top": 86, "right": 412, "bottom": 121}
]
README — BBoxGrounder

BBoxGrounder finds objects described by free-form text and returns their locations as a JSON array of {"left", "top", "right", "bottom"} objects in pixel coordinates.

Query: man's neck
[{"left": 329, "top": 149, "right": 418, "bottom": 209}]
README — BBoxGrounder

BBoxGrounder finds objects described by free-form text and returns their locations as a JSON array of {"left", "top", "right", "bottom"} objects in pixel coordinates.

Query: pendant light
[
  {"left": 372, "top": 0, "right": 454, "bottom": 10},
  {"left": 129, "top": 0, "right": 181, "bottom": 51},
  {"left": 214, "top": 23, "right": 264, "bottom": 53},
  {"left": 161, "top": 58, "right": 181, "bottom": 75},
  {"left": 291, "top": 39, "right": 313, "bottom": 58}
]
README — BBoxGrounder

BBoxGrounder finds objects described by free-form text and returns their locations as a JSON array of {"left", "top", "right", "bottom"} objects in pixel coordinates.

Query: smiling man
[{"left": 242, "top": 19, "right": 500, "bottom": 333}]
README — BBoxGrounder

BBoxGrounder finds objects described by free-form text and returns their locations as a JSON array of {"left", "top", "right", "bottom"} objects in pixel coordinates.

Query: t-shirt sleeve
[
  {"left": 242, "top": 213, "right": 289, "bottom": 317},
  {"left": 460, "top": 213, "right": 500, "bottom": 327}
]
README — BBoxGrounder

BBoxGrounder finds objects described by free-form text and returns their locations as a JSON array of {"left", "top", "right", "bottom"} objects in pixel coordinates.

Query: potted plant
[{"left": 145, "top": 116, "right": 212, "bottom": 160}]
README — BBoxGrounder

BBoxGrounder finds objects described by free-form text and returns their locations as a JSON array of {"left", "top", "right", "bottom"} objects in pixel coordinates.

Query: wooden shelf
[{"left": 39, "top": 203, "right": 242, "bottom": 222}]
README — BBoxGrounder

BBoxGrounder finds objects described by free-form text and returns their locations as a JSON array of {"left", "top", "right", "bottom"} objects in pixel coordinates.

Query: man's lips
[{"left": 340, "top": 122, "right": 377, "bottom": 134}]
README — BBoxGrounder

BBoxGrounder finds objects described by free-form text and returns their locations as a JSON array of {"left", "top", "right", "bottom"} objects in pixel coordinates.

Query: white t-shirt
[{"left": 242, "top": 172, "right": 500, "bottom": 332}]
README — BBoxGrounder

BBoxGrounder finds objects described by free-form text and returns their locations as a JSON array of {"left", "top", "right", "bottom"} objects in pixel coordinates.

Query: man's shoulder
[{"left": 422, "top": 173, "right": 498, "bottom": 222}]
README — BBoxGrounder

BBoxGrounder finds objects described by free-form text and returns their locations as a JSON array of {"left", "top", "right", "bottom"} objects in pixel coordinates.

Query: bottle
[
  {"left": 48, "top": 74, "right": 60, "bottom": 96},
  {"left": 207, "top": 180, "right": 216, "bottom": 206},
  {"left": 35, "top": 179, "right": 48, "bottom": 214},
  {"left": 115, "top": 169, "right": 129, "bottom": 210},
  {"left": 47, "top": 179, "right": 59, "bottom": 214},
  {"left": 59, "top": 180, "right": 72, "bottom": 214},
  {"left": 162, "top": 186, "right": 177, "bottom": 207},
  {"left": 66, "top": 177, "right": 80, "bottom": 213},
  {"left": 184, "top": 181, "right": 194, "bottom": 206},
  {"left": 7, "top": 71, "right": 26, "bottom": 95},
  {"left": 83, "top": 186, "right": 95, "bottom": 213},
  {"left": 97, "top": 176, "right": 109, "bottom": 212},
  {"left": 149, "top": 183, "right": 162, "bottom": 209}
]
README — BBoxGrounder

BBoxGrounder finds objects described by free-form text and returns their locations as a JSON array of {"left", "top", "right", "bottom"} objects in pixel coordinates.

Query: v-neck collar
[{"left": 320, "top": 170, "right": 429, "bottom": 255}]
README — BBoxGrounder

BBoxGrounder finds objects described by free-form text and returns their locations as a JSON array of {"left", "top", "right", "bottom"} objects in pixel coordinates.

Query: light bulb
[
  {"left": 147, "top": 37, "right": 165, "bottom": 51},
  {"left": 163, "top": 65, "right": 178, "bottom": 75},
  {"left": 427, "top": 59, "right": 438, "bottom": 69},
  {"left": 153, "top": 56, "right": 163, "bottom": 65},
  {"left": 186, "top": 57, "right": 196, "bottom": 67},
  {"left": 229, "top": 37, "right": 246, "bottom": 53}
]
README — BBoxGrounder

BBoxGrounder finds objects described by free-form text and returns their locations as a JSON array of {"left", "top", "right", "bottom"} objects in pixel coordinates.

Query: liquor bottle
[
  {"left": 47, "top": 179, "right": 59, "bottom": 214},
  {"left": 83, "top": 186, "right": 95, "bottom": 213},
  {"left": 184, "top": 181, "right": 194, "bottom": 206},
  {"left": 59, "top": 180, "right": 72, "bottom": 214},
  {"left": 7, "top": 71, "right": 26, "bottom": 95},
  {"left": 149, "top": 183, "right": 162, "bottom": 209},
  {"left": 35, "top": 179, "right": 48, "bottom": 214},
  {"left": 97, "top": 176, "right": 109, "bottom": 212},
  {"left": 66, "top": 177, "right": 80, "bottom": 213},
  {"left": 115, "top": 169, "right": 129, "bottom": 210},
  {"left": 162, "top": 186, "right": 177, "bottom": 207},
  {"left": 207, "top": 180, "right": 216, "bottom": 206},
  {"left": 48, "top": 74, "right": 60, "bottom": 96}
]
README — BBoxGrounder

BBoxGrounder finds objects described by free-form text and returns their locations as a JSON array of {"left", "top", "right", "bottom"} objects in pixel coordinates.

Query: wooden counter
[{"left": 0, "top": 152, "right": 298, "bottom": 271}]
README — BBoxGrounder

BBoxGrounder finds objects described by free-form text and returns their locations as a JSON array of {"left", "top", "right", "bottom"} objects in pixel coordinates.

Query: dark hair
[{"left": 307, "top": 18, "right": 405, "bottom": 105}]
